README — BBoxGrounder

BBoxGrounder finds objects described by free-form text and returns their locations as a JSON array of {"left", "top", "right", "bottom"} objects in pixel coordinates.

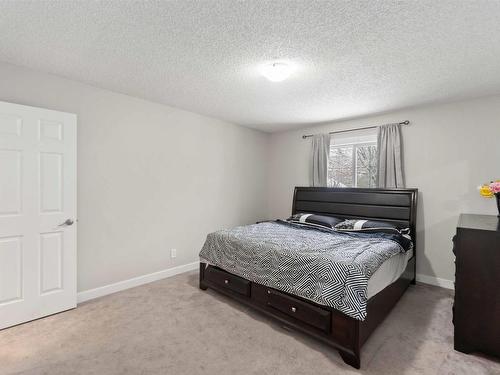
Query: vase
[{"left": 497, "top": 193, "right": 500, "bottom": 217}]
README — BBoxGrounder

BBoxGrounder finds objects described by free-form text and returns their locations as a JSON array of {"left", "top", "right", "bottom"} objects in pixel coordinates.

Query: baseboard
[
  {"left": 76, "top": 262, "right": 452, "bottom": 303},
  {"left": 77, "top": 261, "right": 199, "bottom": 304},
  {"left": 416, "top": 273, "right": 454, "bottom": 290}
]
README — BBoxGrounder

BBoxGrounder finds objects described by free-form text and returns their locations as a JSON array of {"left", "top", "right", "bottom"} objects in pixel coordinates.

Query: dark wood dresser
[{"left": 453, "top": 214, "right": 500, "bottom": 358}]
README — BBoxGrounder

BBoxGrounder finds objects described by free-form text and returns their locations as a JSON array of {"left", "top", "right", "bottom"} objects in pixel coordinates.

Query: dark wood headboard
[{"left": 292, "top": 187, "right": 418, "bottom": 242}]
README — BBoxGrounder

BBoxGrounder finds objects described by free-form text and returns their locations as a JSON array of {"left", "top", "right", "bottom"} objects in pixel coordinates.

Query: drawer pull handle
[
  {"left": 224, "top": 279, "right": 229, "bottom": 284},
  {"left": 267, "top": 290, "right": 271, "bottom": 294},
  {"left": 291, "top": 307, "right": 297, "bottom": 313}
]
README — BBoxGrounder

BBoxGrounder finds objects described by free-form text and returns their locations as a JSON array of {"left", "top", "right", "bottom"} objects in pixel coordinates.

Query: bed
[{"left": 199, "top": 187, "right": 418, "bottom": 369}]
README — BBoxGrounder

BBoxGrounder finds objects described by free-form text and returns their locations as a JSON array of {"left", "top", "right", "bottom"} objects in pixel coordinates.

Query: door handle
[{"left": 58, "top": 219, "right": 74, "bottom": 227}]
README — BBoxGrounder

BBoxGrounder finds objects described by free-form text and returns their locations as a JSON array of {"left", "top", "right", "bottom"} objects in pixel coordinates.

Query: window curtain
[
  {"left": 377, "top": 123, "right": 405, "bottom": 188},
  {"left": 310, "top": 134, "right": 330, "bottom": 187}
]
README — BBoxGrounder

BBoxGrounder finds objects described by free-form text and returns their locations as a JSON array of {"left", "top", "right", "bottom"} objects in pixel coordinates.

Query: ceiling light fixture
[{"left": 260, "top": 62, "right": 294, "bottom": 82}]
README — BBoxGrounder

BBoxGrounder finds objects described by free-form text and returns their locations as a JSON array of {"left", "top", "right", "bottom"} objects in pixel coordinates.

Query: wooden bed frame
[{"left": 199, "top": 187, "right": 418, "bottom": 369}]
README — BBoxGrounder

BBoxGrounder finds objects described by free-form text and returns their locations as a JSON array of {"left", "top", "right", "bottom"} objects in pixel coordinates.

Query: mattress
[{"left": 367, "top": 248, "right": 413, "bottom": 298}]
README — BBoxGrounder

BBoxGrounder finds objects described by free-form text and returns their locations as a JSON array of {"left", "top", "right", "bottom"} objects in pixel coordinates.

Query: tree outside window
[{"left": 328, "top": 142, "right": 377, "bottom": 188}]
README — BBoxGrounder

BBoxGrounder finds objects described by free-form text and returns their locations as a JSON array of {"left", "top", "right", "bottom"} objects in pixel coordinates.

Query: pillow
[
  {"left": 287, "top": 213, "right": 343, "bottom": 229},
  {"left": 334, "top": 219, "right": 409, "bottom": 235}
]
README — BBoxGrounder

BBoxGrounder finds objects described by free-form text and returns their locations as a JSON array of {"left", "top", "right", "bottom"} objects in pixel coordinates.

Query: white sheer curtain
[
  {"left": 377, "top": 123, "right": 405, "bottom": 188},
  {"left": 309, "top": 134, "right": 330, "bottom": 187}
]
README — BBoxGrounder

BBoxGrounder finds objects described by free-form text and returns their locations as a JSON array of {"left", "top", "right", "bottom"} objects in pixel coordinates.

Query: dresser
[{"left": 453, "top": 214, "right": 500, "bottom": 358}]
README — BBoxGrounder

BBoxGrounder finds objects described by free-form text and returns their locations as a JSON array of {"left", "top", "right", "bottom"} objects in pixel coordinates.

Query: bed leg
[
  {"left": 411, "top": 253, "right": 417, "bottom": 285},
  {"left": 199, "top": 262, "right": 208, "bottom": 290},
  {"left": 338, "top": 349, "right": 360, "bottom": 369},
  {"left": 454, "top": 339, "right": 475, "bottom": 354}
]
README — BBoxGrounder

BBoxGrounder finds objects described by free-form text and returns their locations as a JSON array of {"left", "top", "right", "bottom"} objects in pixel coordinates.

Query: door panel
[
  {"left": 0, "top": 150, "right": 22, "bottom": 215},
  {"left": 0, "top": 101, "right": 76, "bottom": 330},
  {"left": 39, "top": 119, "right": 63, "bottom": 142},
  {"left": 39, "top": 232, "right": 63, "bottom": 294},
  {"left": 39, "top": 152, "right": 63, "bottom": 213},
  {"left": 0, "top": 113, "right": 22, "bottom": 136},
  {"left": 0, "top": 236, "right": 23, "bottom": 304}
]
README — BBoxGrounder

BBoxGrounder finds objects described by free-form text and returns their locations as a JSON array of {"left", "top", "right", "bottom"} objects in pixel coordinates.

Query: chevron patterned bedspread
[{"left": 199, "top": 221, "right": 412, "bottom": 320}]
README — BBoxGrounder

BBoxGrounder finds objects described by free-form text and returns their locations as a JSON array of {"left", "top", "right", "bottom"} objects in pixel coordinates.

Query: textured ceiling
[{"left": 1, "top": 1, "right": 500, "bottom": 132}]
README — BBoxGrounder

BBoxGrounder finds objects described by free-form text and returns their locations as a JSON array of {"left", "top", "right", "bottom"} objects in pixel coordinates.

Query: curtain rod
[{"left": 301, "top": 120, "right": 410, "bottom": 139}]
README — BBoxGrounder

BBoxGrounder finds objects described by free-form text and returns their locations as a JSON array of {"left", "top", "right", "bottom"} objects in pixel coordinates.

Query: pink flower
[{"left": 490, "top": 181, "right": 500, "bottom": 194}]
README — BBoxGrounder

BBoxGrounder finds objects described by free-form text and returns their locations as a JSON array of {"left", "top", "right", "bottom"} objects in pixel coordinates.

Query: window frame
[{"left": 328, "top": 140, "right": 377, "bottom": 188}]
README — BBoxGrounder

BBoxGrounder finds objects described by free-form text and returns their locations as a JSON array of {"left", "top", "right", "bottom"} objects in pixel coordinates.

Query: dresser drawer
[
  {"left": 205, "top": 267, "right": 251, "bottom": 297},
  {"left": 266, "top": 288, "right": 331, "bottom": 333}
]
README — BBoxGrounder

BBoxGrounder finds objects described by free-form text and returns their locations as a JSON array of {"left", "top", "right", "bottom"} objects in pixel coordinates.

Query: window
[{"left": 327, "top": 129, "right": 377, "bottom": 188}]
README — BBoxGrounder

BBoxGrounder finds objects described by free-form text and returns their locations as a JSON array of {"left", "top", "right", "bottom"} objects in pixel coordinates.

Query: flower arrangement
[
  {"left": 479, "top": 181, "right": 500, "bottom": 197},
  {"left": 479, "top": 180, "right": 500, "bottom": 217}
]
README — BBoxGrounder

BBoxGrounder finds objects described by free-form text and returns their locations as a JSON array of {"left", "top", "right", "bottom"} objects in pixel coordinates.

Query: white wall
[
  {"left": 268, "top": 96, "right": 500, "bottom": 285},
  {"left": 2, "top": 61, "right": 499, "bottom": 293},
  {"left": 0, "top": 62, "right": 269, "bottom": 292}
]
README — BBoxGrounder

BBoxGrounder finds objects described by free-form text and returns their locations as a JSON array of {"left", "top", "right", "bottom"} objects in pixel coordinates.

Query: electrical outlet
[{"left": 170, "top": 249, "right": 177, "bottom": 259}]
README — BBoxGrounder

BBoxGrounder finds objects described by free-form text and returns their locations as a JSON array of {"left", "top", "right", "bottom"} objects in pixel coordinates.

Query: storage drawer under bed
[
  {"left": 204, "top": 266, "right": 251, "bottom": 297},
  {"left": 253, "top": 284, "right": 332, "bottom": 333}
]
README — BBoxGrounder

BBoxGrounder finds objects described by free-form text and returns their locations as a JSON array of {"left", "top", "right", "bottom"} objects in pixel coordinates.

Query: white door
[{"left": 0, "top": 101, "right": 77, "bottom": 330}]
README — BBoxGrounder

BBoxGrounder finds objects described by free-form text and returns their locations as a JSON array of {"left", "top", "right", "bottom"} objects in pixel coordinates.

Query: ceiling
[{"left": 1, "top": 1, "right": 500, "bottom": 132}]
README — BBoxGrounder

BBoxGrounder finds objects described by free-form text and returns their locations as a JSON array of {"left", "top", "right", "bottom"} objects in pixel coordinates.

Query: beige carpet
[{"left": 0, "top": 271, "right": 498, "bottom": 375}]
